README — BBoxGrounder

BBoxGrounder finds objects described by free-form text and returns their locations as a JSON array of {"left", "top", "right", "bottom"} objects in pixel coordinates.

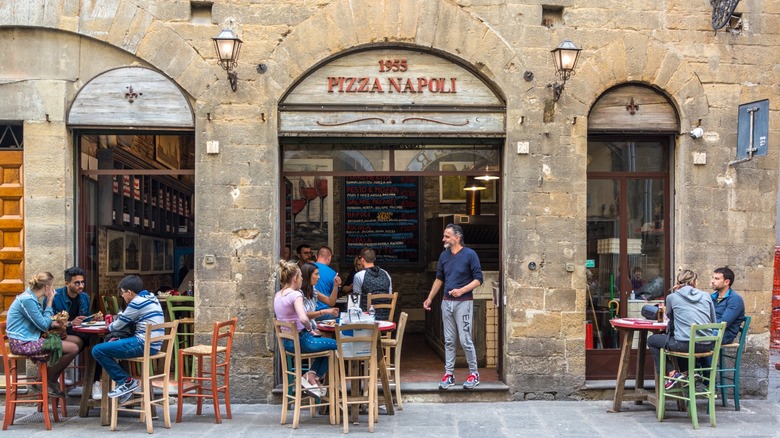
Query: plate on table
[
  {"left": 319, "top": 320, "right": 338, "bottom": 328},
  {"left": 377, "top": 321, "right": 395, "bottom": 329},
  {"left": 82, "top": 321, "right": 106, "bottom": 327}
]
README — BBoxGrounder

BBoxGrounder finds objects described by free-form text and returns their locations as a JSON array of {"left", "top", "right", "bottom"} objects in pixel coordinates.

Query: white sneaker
[{"left": 92, "top": 381, "right": 102, "bottom": 400}]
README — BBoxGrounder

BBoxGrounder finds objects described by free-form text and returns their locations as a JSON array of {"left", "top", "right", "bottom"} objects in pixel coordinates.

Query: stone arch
[
  {"left": 266, "top": 0, "right": 523, "bottom": 101},
  {"left": 571, "top": 35, "right": 709, "bottom": 132},
  {"left": 0, "top": 1, "right": 217, "bottom": 98}
]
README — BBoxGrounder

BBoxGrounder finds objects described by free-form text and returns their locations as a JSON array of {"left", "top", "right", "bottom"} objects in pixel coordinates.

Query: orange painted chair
[
  {"left": 1, "top": 322, "right": 62, "bottom": 430},
  {"left": 176, "top": 317, "right": 237, "bottom": 424}
]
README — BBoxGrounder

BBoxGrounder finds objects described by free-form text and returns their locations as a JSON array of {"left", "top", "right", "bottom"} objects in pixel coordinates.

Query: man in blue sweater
[
  {"left": 424, "top": 223, "right": 483, "bottom": 390},
  {"left": 710, "top": 267, "right": 746, "bottom": 345}
]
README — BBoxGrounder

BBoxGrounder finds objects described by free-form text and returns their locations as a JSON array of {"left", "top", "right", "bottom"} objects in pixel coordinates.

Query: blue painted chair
[{"left": 716, "top": 315, "right": 750, "bottom": 410}]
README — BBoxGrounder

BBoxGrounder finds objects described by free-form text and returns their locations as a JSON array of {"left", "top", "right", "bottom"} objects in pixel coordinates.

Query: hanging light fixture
[
  {"left": 463, "top": 176, "right": 487, "bottom": 191},
  {"left": 475, "top": 164, "right": 500, "bottom": 181},
  {"left": 212, "top": 28, "right": 243, "bottom": 92}
]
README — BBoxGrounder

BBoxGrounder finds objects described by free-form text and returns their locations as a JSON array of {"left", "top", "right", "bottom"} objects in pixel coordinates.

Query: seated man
[
  {"left": 710, "top": 267, "right": 746, "bottom": 345},
  {"left": 91, "top": 275, "right": 165, "bottom": 404},
  {"left": 353, "top": 247, "right": 393, "bottom": 319}
]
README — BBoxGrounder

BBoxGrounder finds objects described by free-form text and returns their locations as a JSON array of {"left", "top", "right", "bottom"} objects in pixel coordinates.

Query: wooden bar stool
[
  {"left": 381, "top": 312, "right": 408, "bottom": 410},
  {"left": 1, "top": 322, "right": 62, "bottom": 430},
  {"left": 273, "top": 319, "right": 337, "bottom": 429},
  {"left": 110, "top": 321, "right": 178, "bottom": 434},
  {"left": 334, "top": 323, "right": 379, "bottom": 433},
  {"left": 176, "top": 317, "right": 237, "bottom": 424}
]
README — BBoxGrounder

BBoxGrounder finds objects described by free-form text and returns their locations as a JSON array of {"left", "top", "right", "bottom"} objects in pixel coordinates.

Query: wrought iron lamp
[
  {"left": 212, "top": 29, "right": 243, "bottom": 92},
  {"left": 548, "top": 39, "right": 582, "bottom": 102}
]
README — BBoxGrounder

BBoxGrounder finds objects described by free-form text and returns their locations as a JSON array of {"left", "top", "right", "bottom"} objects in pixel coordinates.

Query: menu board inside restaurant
[{"left": 342, "top": 176, "right": 422, "bottom": 266}]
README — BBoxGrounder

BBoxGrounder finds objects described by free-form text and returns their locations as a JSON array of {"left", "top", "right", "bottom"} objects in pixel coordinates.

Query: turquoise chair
[
  {"left": 716, "top": 315, "right": 750, "bottom": 410},
  {"left": 658, "top": 322, "right": 726, "bottom": 429}
]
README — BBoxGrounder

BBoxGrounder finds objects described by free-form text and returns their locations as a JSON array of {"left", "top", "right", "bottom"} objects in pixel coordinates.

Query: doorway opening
[{"left": 281, "top": 139, "right": 503, "bottom": 385}]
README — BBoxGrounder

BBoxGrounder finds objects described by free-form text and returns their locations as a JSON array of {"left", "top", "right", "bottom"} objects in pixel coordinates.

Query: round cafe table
[
  {"left": 72, "top": 323, "right": 112, "bottom": 426},
  {"left": 316, "top": 319, "right": 397, "bottom": 418},
  {"left": 608, "top": 317, "right": 667, "bottom": 413}
]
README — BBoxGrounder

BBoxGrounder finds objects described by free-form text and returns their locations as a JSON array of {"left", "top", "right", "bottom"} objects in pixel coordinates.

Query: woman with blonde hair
[
  {"left": 647, "top": 269, "right": 716, "bottom": 389},
  {"left": 273, "top": 260, "right": 336, "bottom": 397},
  {"left": 5, "top": 272, "right": 80, "bottom": 398}
]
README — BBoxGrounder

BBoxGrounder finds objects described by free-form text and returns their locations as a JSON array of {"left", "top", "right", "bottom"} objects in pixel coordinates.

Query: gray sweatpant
[{"left": 441, "top": 299, "right": 478, "bottom": 375}]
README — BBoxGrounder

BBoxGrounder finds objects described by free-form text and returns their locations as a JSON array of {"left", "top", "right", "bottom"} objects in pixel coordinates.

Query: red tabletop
[
  {"left": 610, "top": 318, "right": 667, "bottom": 330},
  {"left": 72, "top": 322, "right": 110, "bottom": 335},
  {"left": 317, "top": 320, "right": 396, "bottom": 332}
]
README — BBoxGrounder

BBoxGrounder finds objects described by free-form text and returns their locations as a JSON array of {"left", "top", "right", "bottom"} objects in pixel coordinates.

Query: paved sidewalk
[
  {"left": 3, "top": 350, "right": 779, "bottom": 437},
  {"left": 2, "top": 397, "right": 779, "bottom": 438}
]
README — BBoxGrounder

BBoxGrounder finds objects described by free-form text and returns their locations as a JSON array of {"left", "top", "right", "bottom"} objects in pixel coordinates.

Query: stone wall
[{"left": 0, "top": 0, "right": 777, "bottom": 402}]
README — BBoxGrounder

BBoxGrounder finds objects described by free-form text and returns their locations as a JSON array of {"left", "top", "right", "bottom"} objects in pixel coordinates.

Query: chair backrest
[
  {"left": 687, "top": 322, "right": 727, "bottom": 354},
  {"left": 367, "top": 293, "right": 398, "bottom": 322},
  {"left": 335, "top": 323, "right": 378, "bottom": 359},
  {"left": 143, "top": 321, "right": 179, "bottom": 363},
  {"left": 211, "top": 317, "right": 238, "bottom": 358},
  {"left": 394, "top": 312, "right": 408, "bottom": 350},
  {"left": 730, "top": 315, "right": 751, "bottom": 352},
  {"left": 165, "top": 296, "right": 195, "bottom": 322},
  {"left": 0, "top": 322, "right": 11, "bottom": 375},
  {"left": 103, "top": 294, "right": 121, "bottom": 315}
]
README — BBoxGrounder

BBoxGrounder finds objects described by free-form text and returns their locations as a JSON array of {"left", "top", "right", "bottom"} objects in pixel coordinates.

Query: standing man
[
  {"left": 92, "top": 275, "right": 165, "bottom": 404},
  {"left": 313, "top": 246, "right": 342, "bottom": 319},
  {"left": 423, "top": 223, "right": 483, "bottom": 390},
  {"left": 710, "top": 267, "right": 746, "bottom": 344},
  {"left": 295, "top": 244, "right": 314, "bottom": 270},
  {"left": 353, "top": 247, "right": 393, "bottom": 318}
]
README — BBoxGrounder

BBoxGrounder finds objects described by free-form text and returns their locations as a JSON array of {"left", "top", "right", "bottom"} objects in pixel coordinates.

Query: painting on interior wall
[
  {"left": 153, "top": 239, "right": 166, "bottom": 272},
  {"left": 124, "top": 232, "right": 140, "bottom": 272},
  {"left": 165, "top": 239, "right": 174, "bottom": 272},
  {"left": 140, "top": 237, "right": 153, "bottom": 272},
  {"left": 439, "top": 161, "right": 497, "bottom": 203},
  {"left": 107, "top": 229, "right": 124, "bottom": 275},
  {"left": 284, "top": 159, "right": 334, "bottom": 253},
  {"left": 155, "top": 136, "right": 180, "bottom": 169}
]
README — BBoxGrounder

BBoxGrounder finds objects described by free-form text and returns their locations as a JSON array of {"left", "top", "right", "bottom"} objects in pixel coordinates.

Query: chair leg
[
  {"left": 223, "top": 368, "right": 233, "bottom": 420},
  {"left": 292, "top": 375, "right": 302, "bottom": 430},
  {"left": 109, "top": 382, "right": 119, "bottom": 431},
  {"left": 176, "top": 350, "right": 185, "bottom": 423},
  {"left": 394, "top": 355, "right": 403, "bottom": 411},
  {"left": 212, "top": 367, "right": 222, "bottom": 424},
  {"left": 657, "top": 351, "right": 666, "bottom": 422},
  {"left": 687, "top": 374, "right": 699, "bottom": 429},
  {"left": 196, "top": 357, "right": 204, "bottom": 416},
  {"left": 143, "top": 378, "right": 154, "bottom": 433}
]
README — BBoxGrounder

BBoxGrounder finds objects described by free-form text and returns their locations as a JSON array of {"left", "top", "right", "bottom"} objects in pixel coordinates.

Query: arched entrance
[
  {"left": 279, "top": 47, "right": 507, "bottom": 384},
  {"left": 68, "top": 66, "right": 195, "bottom": 309},
  {"left": 585, "top": 83, "right": 679, "bottom": 379}
]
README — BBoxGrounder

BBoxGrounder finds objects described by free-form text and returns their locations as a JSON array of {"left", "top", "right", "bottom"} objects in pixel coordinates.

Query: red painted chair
[{"left": 1, "top": 322, "right": 62, "bottom": 430}]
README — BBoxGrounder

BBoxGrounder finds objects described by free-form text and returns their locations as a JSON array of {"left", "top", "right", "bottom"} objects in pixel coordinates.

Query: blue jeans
[
  {"left": 92, "top": 337, "right": 145, "bottom": 384},
  {"left": 282, "top": 331, "right": 336, "bottom": 378}
]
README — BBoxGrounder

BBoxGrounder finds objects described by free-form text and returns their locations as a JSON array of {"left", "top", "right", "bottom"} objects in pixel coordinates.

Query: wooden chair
[
  {"left": 273, "top": 319, "right": 337, "bottom": 429},
  {"left": 366, "top": 292, "right": 398, "bottom": 322},
  {"left": 335, "top": 323, "right": 379, "bottom": 433},
  {"left": 716, "top": 315, "right": 751, "bottom": 410},
  {"left": 102, "top": 293, "right": 121, "bottom": 315},
  {"left": 165, "top": 296, "right": 196, "bottom": 381},
  {"left": 176, "top": 317, "right": 237, "bottom": 424},
  {"left": 1, "top": 322, "right": 62, "bottom": 430},
  {"left": 658, "top": 322, "right": 726, "bottom": 429},
  {"left": 110, "top": 321, "right": 179, "bottom": 434},
  {"left": 381, "top": 312, "right": 408, "bottom": 410}
]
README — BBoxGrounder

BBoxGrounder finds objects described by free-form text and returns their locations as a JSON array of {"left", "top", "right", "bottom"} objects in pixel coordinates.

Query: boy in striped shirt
[{"left": 92, "top": 275, "right": 165, "bottom": 404}]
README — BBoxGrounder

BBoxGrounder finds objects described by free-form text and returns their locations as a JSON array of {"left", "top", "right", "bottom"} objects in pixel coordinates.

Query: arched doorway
[
  {"left": 279, "top": 47, "right": 506, "bottom": 383},
  {"left": 585, "top": 83, "right": 679, "bottom": 379},
  {"left": 68, "top": 67, "right": 195, "bottom": 310}
]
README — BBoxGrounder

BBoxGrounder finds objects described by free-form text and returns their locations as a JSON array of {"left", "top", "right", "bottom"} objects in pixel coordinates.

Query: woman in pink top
[{"left": 274, "top": 260, "right": 336, "bottom": 397}]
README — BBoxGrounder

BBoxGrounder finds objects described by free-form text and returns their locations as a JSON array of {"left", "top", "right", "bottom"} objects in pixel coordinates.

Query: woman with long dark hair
[{"left": 300, "top": 262, "right": 339, "bottom": 329}]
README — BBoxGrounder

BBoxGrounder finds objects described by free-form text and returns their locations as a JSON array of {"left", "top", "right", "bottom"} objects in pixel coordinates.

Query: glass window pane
[
  {"left": 586, "top": 179, "right": 620, "bottom": 349},
  {"left": 587, "top": 141, "right": 667, "bottom": 172},
  {"left": 283, "top": 144, "right": 391, "bottom": 172},
  {"left": 627, "top": 178, "right": 666, "bottom": 301}
]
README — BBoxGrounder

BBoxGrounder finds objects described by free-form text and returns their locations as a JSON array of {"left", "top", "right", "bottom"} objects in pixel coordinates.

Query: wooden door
[{"left": 0, "top": 151, "right": 24, "bottom": 313}]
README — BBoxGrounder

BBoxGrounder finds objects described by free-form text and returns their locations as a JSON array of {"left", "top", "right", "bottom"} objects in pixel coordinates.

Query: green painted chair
[
  {"left": 165, "top": 296, "right": 196, "bottom": 381},
  {"left": 716, "top": 315, "right": 751, "bottom": 410},
  {"left": 658, "top": 321, "right": 726, "bottom": 429},
  {"left": 102, "top": 293, "right": 121, "bottom": 315}
]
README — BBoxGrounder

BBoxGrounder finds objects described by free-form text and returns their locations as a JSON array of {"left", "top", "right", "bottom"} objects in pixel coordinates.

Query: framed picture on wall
[
  {"left": 124, "top": 232, "right": 140, "bottom": 272},
  {"left": 438, "top": 161, "right": 497, "bottom": 203},
  {"left": 140, "top": 237, "right": 153, "bottom": 272},
  {"left": 165, "top": 239, "right": 174, "bottom": 272},
  {"left": 107, "top": 229, "right": 124, "bottom": 275},
  {"left": 153, "top": 239, "right": 166, "bottom": 272},
  {"left": 155, "top": 135, "right": 180, "bottom": 169}
]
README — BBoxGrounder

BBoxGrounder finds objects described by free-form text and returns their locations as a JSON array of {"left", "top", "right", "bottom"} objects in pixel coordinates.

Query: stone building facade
[{"left": 0, "top": 0, "right": 777, "bottom": 402}]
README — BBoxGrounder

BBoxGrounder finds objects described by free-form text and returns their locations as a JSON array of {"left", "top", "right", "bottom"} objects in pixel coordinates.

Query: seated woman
[
  {"left": 647, "top": 269, "right": 716, "bottom": 389},
  {"left": 300, "top": 262, "right": 340, "bottom": 333},
  {"left": 341, "top": 255, "right": 364, "bottom": 295},
  {"left": 5, "top": 272, "right": 80, "bottom": 398},
  {"left": 274, "top": 260, "right": 337, "bottom": 398}
]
